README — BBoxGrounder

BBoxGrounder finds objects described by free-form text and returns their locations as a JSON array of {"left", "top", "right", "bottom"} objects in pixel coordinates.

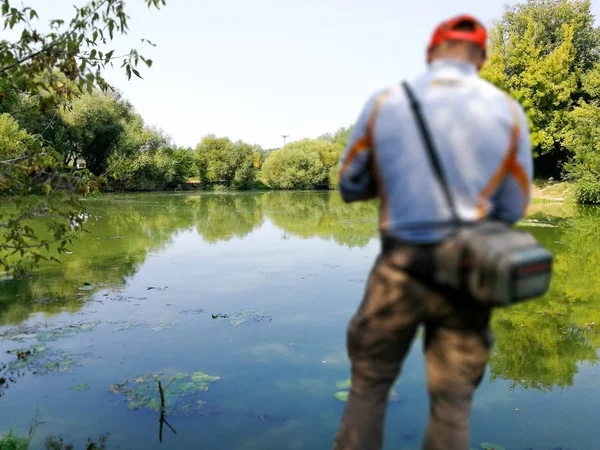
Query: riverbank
[{"left": 531, "top": 180, "right": 572, "bottom": 202}]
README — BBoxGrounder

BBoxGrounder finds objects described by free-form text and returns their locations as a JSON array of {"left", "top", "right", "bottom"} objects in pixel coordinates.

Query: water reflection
[{"left": 0, "top": 193, "right": 599, "bottom": 396}]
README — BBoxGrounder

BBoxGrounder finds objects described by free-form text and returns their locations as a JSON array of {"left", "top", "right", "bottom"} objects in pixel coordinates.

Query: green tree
[
  {"left": 260, "top": 139, "right": 342, "bottom": 190},
  {"left": 194, "top": 135, "right": 256, "bottom": 190},
  {"left": 561, "top": 62, "right": 600, "bottom": 203},
  {"left": 332, "top": 126, "right": 353, "bottom": 148},
  {"left": 0, "top": 113, "right": 33, "bottom": 157},
  {"left": 0, "top": 0, "right": 165, "bottom": 275},
  {"left": 60, "top": 91, "right": 134, "bottom": 174},
  {"left": 481, "top": 0, "right": 600, "bottom": 178}
]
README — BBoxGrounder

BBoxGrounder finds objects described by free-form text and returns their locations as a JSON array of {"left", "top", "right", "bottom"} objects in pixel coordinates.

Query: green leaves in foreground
[
  {"left": 109, "top": 371, "right": 220, "bottom": 415},
  {"left": 0, "top": 430, "right": 29, "bottom": 450}
]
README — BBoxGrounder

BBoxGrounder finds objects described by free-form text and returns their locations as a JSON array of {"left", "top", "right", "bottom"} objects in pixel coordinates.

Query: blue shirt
[{"left": 338, "top": 59, "right": 533, "bottom": 243}]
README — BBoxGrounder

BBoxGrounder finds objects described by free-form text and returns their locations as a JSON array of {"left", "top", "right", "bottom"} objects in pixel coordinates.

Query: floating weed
[
  {"left": 334, "top": 391, "right": 349, "bottom": 402},
  {"left": 180, "top": 309, "right": 205, "bottom": 315},
  {"left": 151, "top": 323, "right": 176, "bottom": 332},
  {"left": 211, "top": 310, "right": 272, "bottom": 326},
  {"left": 72, "top": 384, "right": 90, "bottom": 391},
  {"left": 35, "top": 321, "right": 101, "bottom": 342},
  {"left": 105, "top": 295, "right": 147, "bottom": 303},
  {"left": 109, "top": 371, "right": 220, "bottom": 415},
  {"left": 478, "top": 444, "right": 506, "bottom": 450},
  {"left": 212, "top": 313, "right": 229, "bottom": 319},
  {"left": 5, "top": 344, "right": 89, "bottom": 375},
  {"left": 333, "top": 378, "right": 399, "bottom": 403},
  {"left": 147, "top": 286, "right": 168, "bottom": 291},
  {"left": 106, "top": 321, "right": 149, "bottom": 332},
  {"left": 335, "top": 379, "right": 352, "bottom": 390},
  {"left": 1, "top": 321, "right": 101, "bottom": 343}
]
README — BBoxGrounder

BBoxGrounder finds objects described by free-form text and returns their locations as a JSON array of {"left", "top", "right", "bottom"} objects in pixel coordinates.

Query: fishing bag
[{"left": 401, "top": 81, "right": 553, "bottom": 307}]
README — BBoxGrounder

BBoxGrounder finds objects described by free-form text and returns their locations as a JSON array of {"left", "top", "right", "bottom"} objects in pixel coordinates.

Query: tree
[
  {"left": 0, "top": 113, "right": 33, "bottom": 157},
  {"left": 480, "top": 0, "right": 600, "bottom": 178},
  {"left": 0, "top": 0, "right": 165, "bottom": 275},
  {"left": 332, "top": 126, "right": 353, "bottom": 149},
  {"left": 194, "top": 135, "right": 256, "bottom": 190},
  {"left": 260, "top": 138, "right": 343, "bottom": 190},
  {"left": 60, "top": 90, "right": 132, "bottom": 173}
]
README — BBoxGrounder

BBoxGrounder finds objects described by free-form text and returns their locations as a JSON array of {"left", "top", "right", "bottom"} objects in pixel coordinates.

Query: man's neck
[{"left": 429, "top": 58, "right": 478, "bottom": 74}]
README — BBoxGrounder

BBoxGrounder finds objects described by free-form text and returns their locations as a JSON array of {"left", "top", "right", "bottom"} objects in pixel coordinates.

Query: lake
[{"left": 1, "top": 192, "right": 599, "bottom": 450}]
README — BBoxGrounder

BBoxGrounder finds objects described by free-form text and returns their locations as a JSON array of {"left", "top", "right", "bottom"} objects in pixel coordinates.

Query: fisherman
[{"left": 333, "top": 14, "right": 533, "bottom": 450}]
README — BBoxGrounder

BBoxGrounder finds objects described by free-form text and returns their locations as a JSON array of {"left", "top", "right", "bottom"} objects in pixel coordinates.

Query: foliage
[
  {"left": 194, "top": 135, "right": 257, "bottom": 190},
  {"left": 0, "top": 0, "right": 165, "bottom": 275},
  {"left": 0, "top": 138, "right": 94, "bottom": 274},
  {"left": 260, "top": 139, "right": 343, "bottom": 190},
  {"left": 332, "top": 126, "right": 353, "bottom": 149},
  {"left": 44, "top": 434, "right": 108, "bottom": 450},
  {"left": 0, "top": 114, "right": 33, "bottom": 157},
  {"left": 562, "top": 70, "right": 600, "bottom": 203},
  {"left": 480, "top": 0, "right": 600, "bottom": 178},
  {"left": 0, "top": 431, "right": 28, "bottom": 450},
  {"left": 108, "top": 146, "right": 195, "bottom": 191},
  {"left": 59, "top": 91, "right": 132, "bottom": 174},
  {"left": 0, "top": 0, "right": 164, "bottom": 106},
  {"left": 109, "top": 371, "right": 219, "bottom": 414}
]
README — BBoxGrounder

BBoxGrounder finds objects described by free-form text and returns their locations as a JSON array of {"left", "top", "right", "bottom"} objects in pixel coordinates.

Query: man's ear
[{"left": 426, "top": 48, "right": 434, "bottom": 65}]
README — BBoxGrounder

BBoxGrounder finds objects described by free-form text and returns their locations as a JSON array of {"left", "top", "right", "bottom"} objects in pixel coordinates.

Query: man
[{"left": 333, "top": 14, "right": 533, "bottom": 450}]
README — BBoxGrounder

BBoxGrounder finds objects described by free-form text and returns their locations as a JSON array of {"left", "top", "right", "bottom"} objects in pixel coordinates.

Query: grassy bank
[{"left": 531, "top": 180, "right": 573, "bottom": 202}]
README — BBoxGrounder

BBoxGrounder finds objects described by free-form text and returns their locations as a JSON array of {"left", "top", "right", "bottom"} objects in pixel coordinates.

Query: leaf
[{"left": 72, "top": 384, "right": 90, "bottom": 391}]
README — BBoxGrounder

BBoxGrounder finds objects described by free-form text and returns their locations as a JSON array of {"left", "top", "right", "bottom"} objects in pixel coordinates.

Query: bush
[
  {"left": 0, "top": 113, "right": 33, "bottom": 159},
  {"left": 563, "top": 100, "right": 600, "bottom": 203},
  {"left": 573, "top": 173, "right": 600, "bottom": 204},
  {"left": 107, "top": 147, "right": 196, "bottom": 191},
  {"left": 194, "top": 136, "right": 256, "bottom": 190},
  {"left": 260, "top": 139, "right": 343, "bottom": 190},
  {"left": 0, "top": 431, "right": 28, "bottom": 450}
]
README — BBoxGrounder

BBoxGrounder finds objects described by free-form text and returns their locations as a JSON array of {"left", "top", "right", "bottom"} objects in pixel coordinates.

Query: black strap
[{"left": 401, "top": 81, "right": 460, "bottom": 225}]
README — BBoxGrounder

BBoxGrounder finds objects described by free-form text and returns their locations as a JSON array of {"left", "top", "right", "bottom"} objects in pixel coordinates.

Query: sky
[{"left": 15, "top": 0, "right": 600, "bottom": 150}]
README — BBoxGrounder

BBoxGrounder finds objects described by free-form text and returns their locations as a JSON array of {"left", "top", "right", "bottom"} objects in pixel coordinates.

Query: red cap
[{"left": 428, "top": 14, "right": 487, "bottom": 51}]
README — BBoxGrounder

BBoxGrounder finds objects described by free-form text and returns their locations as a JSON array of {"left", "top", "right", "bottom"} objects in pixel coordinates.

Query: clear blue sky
[{"left": 20, "top": 0, "right": 600, "bottom": 149}]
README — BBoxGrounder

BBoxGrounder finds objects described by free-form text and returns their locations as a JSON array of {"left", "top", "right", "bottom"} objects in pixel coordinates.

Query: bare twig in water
[{"left": 157, "top": 379, "right": 177, "bottom": 443}]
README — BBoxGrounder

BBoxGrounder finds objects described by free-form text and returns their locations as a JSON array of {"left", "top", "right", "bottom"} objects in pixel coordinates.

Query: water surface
[{"left": 1, "top": 192, "right": 599, "bottom": 450}]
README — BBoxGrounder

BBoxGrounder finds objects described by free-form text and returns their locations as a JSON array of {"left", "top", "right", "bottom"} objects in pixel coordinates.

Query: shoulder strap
[{"left": 401, "top": 81, "right": 460, "bottom": 224}]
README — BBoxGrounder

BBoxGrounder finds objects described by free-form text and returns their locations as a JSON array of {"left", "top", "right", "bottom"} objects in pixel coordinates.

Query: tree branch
[{"left": 0, "top": 0, "right": 111, "bottom": 73}]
